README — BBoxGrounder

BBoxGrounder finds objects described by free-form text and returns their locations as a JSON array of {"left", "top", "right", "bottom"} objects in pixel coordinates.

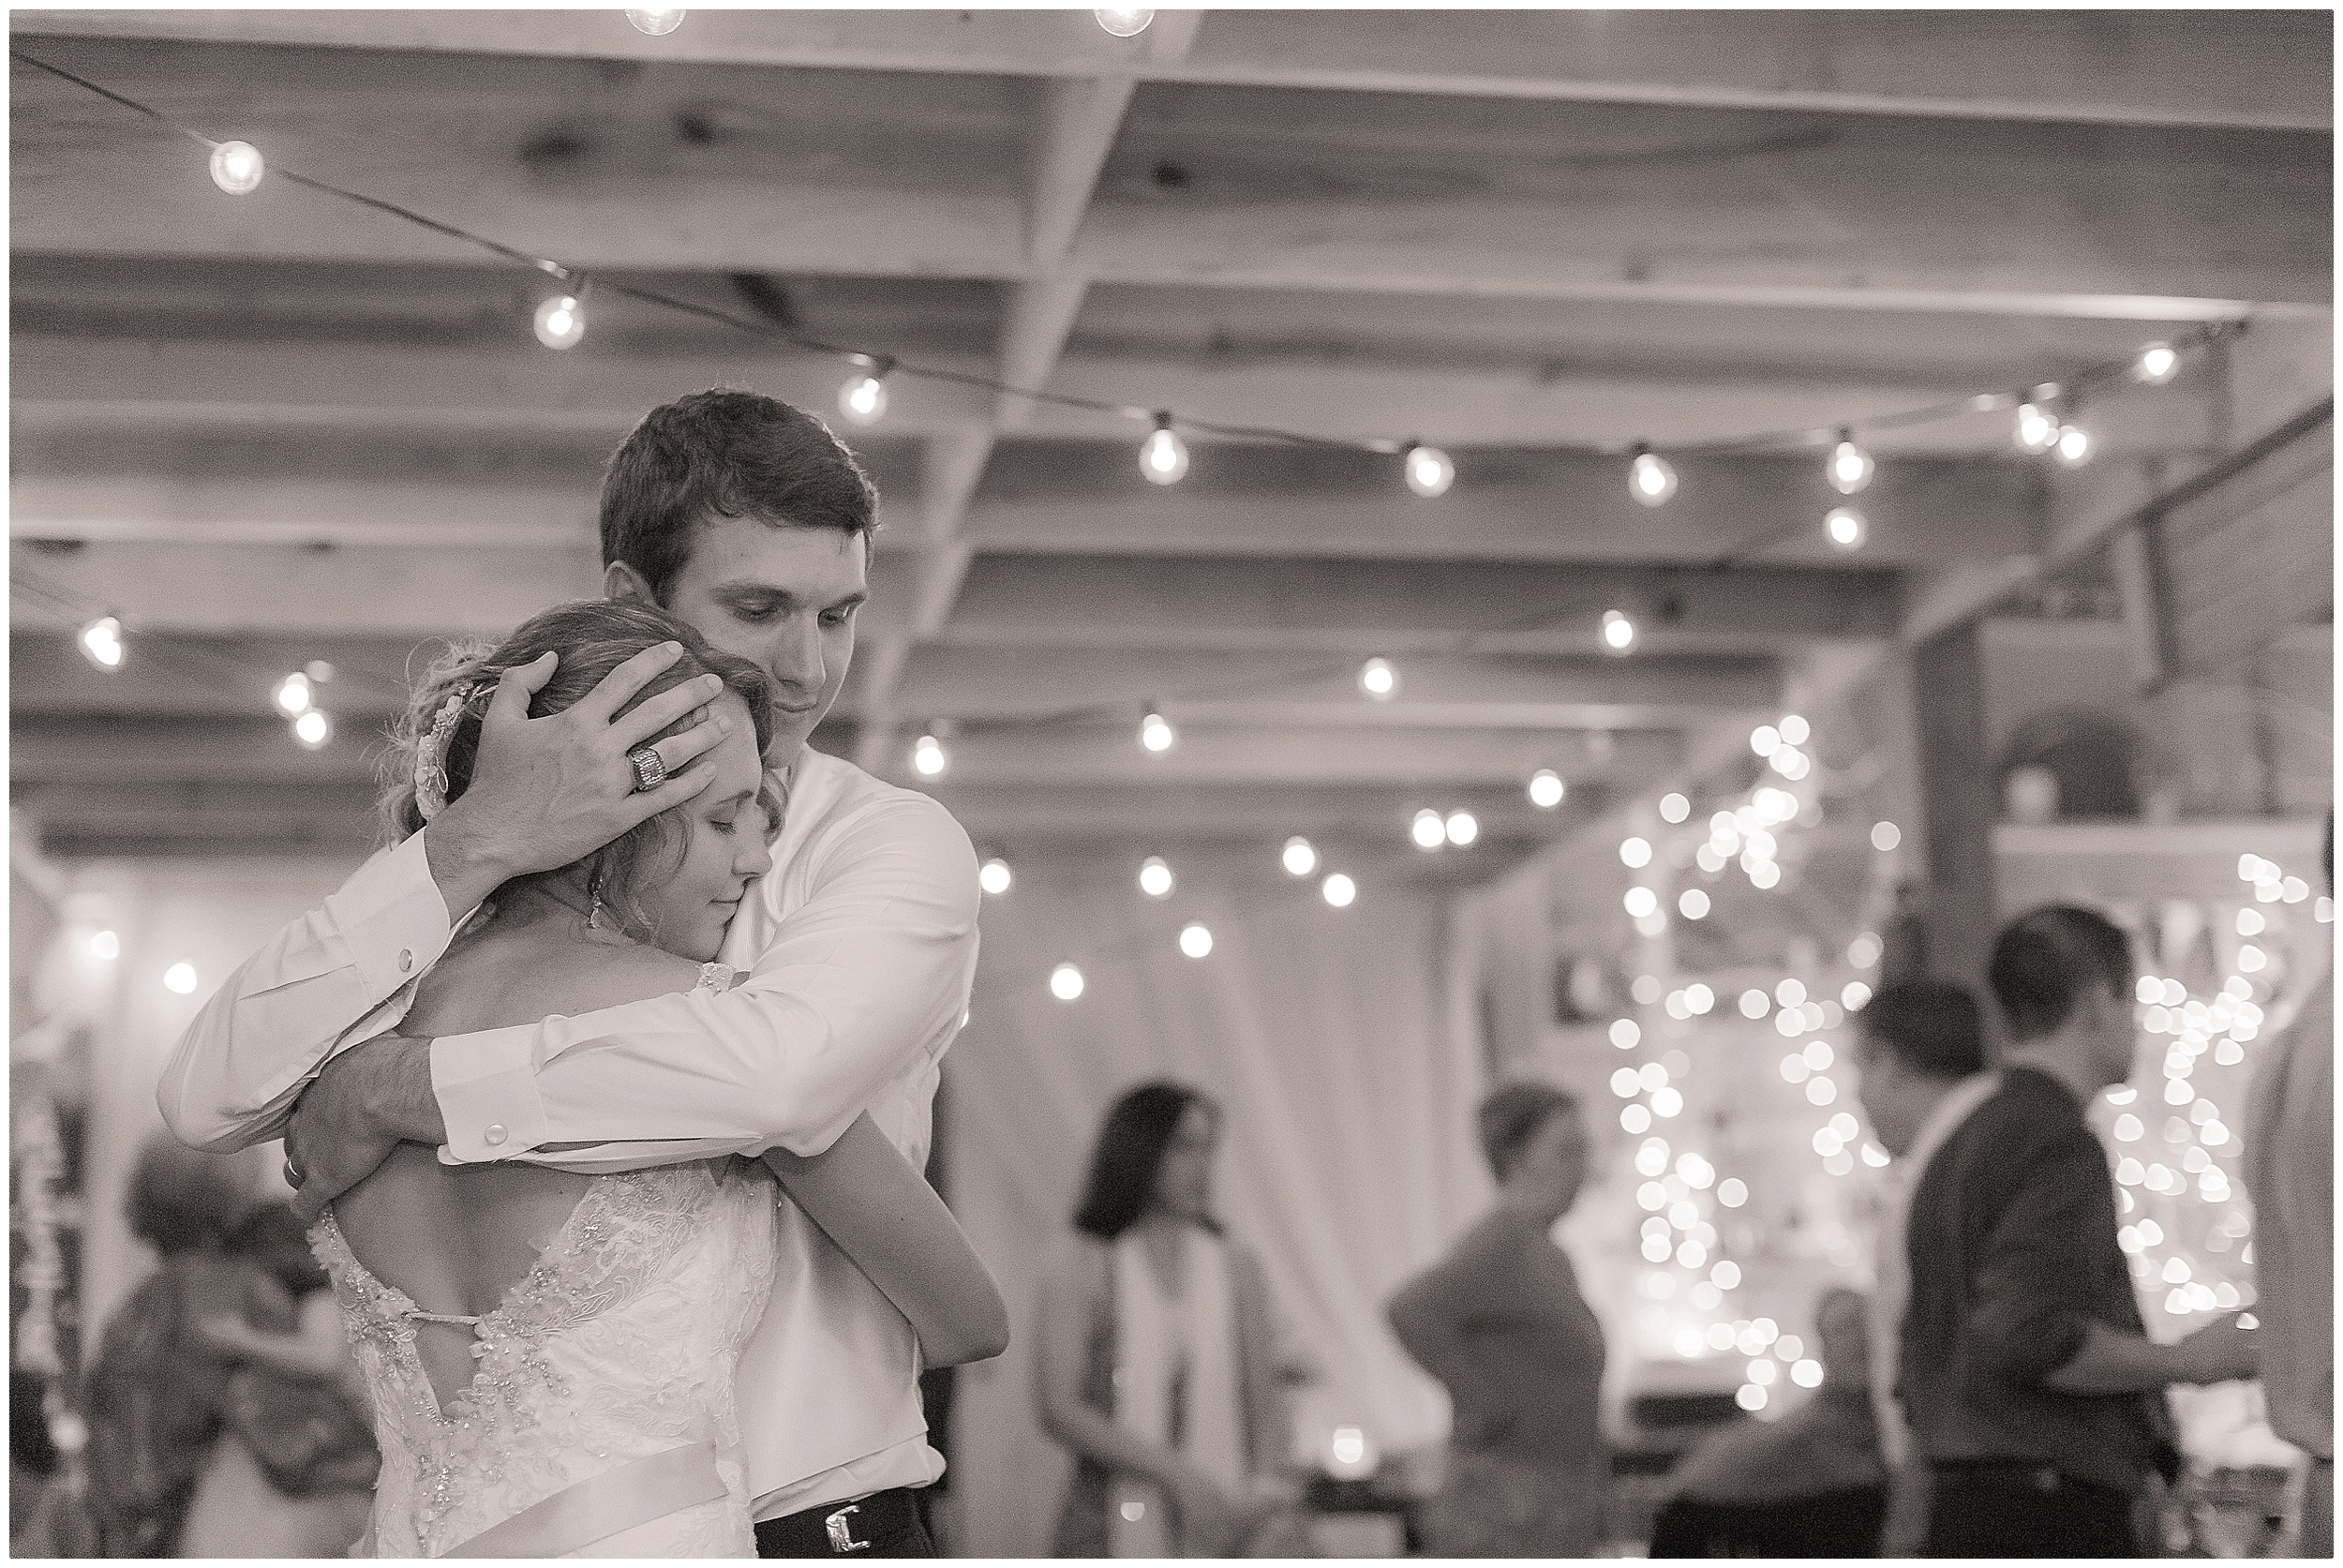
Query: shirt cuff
[
  {"left": 431, "top": 1024, "right": 552, "bottom": 1162},
  {"left": 326, "top": 831, "right": 457, "bottom": 1005}
]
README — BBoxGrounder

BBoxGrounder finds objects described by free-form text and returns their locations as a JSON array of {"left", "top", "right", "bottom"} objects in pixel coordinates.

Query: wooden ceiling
[{"left": 9, "top": 9, "right": 2333, "bottom": 873}]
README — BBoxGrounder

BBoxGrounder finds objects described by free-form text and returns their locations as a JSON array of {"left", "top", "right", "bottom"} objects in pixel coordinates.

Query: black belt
[
  {"left": 1933, "top": 1460, "right": 2127, "bottom": 1500},
  {"left": 755, "top": 1486, "right": 923, "bottom": 1557}
]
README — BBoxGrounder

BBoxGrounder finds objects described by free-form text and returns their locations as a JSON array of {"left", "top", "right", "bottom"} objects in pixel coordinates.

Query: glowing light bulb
[
  {"left": 1623, "top": 887, "right": 1659, "bottom": 918},
  {"left": 1411, "top": 809, "right": 1447, "bottom": 850},
  {"left": 838, "top": 369, "right": 889, "bottom": 425},
  {"left": 1282, "top": 837, "right": 1318, "bottom": 877},
  {"left": 1179, "top": 922, "right": 1213, "bottom": 959},
  {"left": 1629, "top": 447, "right": 1678, "bottom": 506},
  {"left": 1602, "top": 610, "right": 1636, "bottom": 652},
  {"left": 626, "top": 7, "right": 686, "bottom": 33},
  {"left": 2014, "top": 402, "right": 2058, "bottom": 453},
  {"left": 2055, "top": 424, "right": 2092, "bottom": 466},
  {"left": 274, "top": 672, "right": 312, "bottom": 715},
  {"left": 1396, "top": 441, "right": 1455, "bottom": 499},
  {"left": 1871, "top": 821, "right": 1902, "bottom": 851},
  {"left": 1620, "top": 837, "right": 1652, "bottom": 868},
  {"left": 208, "top": 140, "right": 264, "bottom": 195},
  {"left": 1750, "top": 725, "right": 1781, "bottom": 757},
  {"left": 292, "top": 709, "right": 331, "bottom": 749},
  {"left": 1828, "top": 430, "right": 1873, "bottom": 495},
  {"left": 78, "top": 616, "right": 125, "bottom": 670},
  {"left": 1360, "top": 657, "right": 1397, "bottom": 699},
  {"left": 1140, "top": 416, "right": 1188, "bottom": 485},
  {"left": 2136, "top": 342, "right": 2179, "bottom": 384},
  {"left": 1825, "top": 506, "right": 1867, "bottom": 550},
  {"left": 912, "top": 733, "right": 948, "bottom": 777},
  {"left": 1529, "top": 769, "right": 1566, "bottom": 809},
  {"left": 534, "top": 293, "right": 585, "bottom": 350},
  {"left": 1679, "top": 888, "right": 1710, "bottom": 919},
  {"left": 1658, "top": 792, "right": 1689, "bottom": 824},
  {"left": 1327, "top": 1426, "right": 1374, "bottom": 1478},
  {"left": 1778, "top": 714, "right": 1809, "bottom": 745},
  {"left": 1140, "top": 709, "right": 1175, "bottom": 753},
  {"left": 1444, "top": 811, "right": 1479, "bottom": 847},
  {"left": 978, "top": 858, "right": 1012, "bottom": 895},
  {"left": 164, "top": 962, "right": 200, "bottom": 995},
  {"left": 89, "top": 930, "right": 120, "bottom": 962},
  {"left": 1050, "top": 963, "right": 1084, "bottom": 1001},
  {"left": 1138, "top": 856, "right": 1174, "bottom": 898},
  {"left": 1094, "top": 5, "right": 1154, "bottom": 36},
  {"left": 1321, "top": 873, "right": 1356, "bottom": 908}
]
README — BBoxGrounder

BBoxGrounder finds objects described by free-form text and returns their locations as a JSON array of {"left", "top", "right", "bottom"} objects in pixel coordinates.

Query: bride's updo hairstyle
[{"left": 381, "top": 600, "right": 774, "bottom": 933}]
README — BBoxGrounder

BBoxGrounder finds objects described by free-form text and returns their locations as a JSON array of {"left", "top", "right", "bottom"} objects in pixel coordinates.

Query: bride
[{"left": 312, "top": 600, "right": 1006, "bottom": 1557}]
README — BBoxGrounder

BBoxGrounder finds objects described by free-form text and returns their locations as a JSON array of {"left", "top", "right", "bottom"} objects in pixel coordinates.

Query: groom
[{"left": 159, "top": 390, "right": 980, "bottom": 1558}]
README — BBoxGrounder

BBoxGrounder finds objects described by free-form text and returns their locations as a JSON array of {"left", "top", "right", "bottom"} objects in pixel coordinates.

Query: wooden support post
[{"left": 1911, "top": 621, "right": 2000, "bottom": 991}]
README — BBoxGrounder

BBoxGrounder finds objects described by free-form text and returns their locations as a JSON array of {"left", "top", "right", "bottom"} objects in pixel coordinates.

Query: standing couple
[{"left": 160, "top": 392, "right": 1007, "bottom": 1557}]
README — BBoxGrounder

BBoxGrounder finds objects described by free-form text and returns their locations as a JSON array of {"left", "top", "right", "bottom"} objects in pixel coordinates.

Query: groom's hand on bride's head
[
  {"left": 285, "top": 1033, "right": 443, "bottom": 1223},
  {"left": 421, "top": 641, "right": 729, "bottom": 912}
]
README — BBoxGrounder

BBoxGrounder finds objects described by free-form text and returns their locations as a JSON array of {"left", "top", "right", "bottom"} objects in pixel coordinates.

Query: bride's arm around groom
[{"left": 156, "top": 638, "right": 980, "bottom": 1210}]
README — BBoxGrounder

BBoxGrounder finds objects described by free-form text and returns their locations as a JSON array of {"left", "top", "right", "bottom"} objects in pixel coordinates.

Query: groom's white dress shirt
[{"left": 158, "top": 747, "right": 981, "bottom": 1521}]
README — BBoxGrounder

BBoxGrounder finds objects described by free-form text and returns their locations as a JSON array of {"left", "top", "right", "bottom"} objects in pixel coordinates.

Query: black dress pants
[{"left": 1923, "top": 1463, "right": 2139, "bottom": 1558}]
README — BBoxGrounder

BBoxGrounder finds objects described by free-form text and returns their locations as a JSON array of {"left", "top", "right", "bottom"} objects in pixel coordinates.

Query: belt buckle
[{"left": 825, "top": 1502, "right": 871, "bottom": 1554}]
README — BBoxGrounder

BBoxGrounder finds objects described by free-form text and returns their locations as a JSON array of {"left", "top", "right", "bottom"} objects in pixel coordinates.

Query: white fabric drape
[{"left": 944, "top": 848, "right": 1484, "bottom": 1557}]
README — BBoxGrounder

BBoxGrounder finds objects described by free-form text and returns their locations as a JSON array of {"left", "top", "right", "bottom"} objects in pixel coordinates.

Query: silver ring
[
  {"left": 283, "top": 1158, "right": 305, "bottom": 1189},
  {"left": 627, "top": 745, "right": 668, "bottom": 793}
]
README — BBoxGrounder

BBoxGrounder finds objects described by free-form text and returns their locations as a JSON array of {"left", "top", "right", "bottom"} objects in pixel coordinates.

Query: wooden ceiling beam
[
  {"left": 12, "top": 538, "right": 1898, "bottom": 649},
  {"left": 14, "top": 10, "right": 2326, "bottom": 130},
  {"left": 890, "top": 647, "right": 1779, "bottom": 727},
  {"left": 941, "top": 554, "right": 1901, "bottom": 653},
  {"left": 11, "top": 41, "right": 2322, "bottom": 312},
  {"left": 927, "top": 779, "right": 1613, "bottom": 844},
  {"left": 872, "top": 722, "right": 1679, "bottom": 790}
]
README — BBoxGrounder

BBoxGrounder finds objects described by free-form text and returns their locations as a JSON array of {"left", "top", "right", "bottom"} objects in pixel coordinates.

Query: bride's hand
[{"left": 423, "top": 643, "right": 728, "bottom": 912}]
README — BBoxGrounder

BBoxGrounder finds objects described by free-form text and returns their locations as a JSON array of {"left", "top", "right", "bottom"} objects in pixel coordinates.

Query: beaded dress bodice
[{"left": 312, "top": 968, "right": 779, "bottom": 1558}]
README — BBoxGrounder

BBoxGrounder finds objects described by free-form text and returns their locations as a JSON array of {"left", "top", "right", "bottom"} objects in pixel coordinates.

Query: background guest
[
  {"left": 175, "top": 1203, "right": 377, "bottom": 1558},
  {"left": 81, "top": 1138, "right": 260, "bottom": 1557},
  {"left": 1848, "top": 978, "right": 2001, "bottom": 1554},
  {"left": 1034, "top": 1082, "right": 1306, "bottom": 1557},
  {"left": 1387, "top": 1082, "right": 1607, "bottom": 1557},
  {"left": 1897, "top": 906, "right": 2259, "bottom": 1556},
  {"left": 2242, "top": 814, "right": 2332, "bottom": 1555},
  {"left": 1647, "top": 1287, "right": 1885, "bottom": 1557}
]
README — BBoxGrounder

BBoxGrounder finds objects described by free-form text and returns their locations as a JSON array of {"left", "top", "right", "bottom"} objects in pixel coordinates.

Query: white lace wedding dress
[{"left": 313, "top": 968, "right": 779, "bottom": 1558}]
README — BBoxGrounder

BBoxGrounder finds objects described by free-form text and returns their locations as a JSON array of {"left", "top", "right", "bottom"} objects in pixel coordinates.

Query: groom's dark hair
[{"left": 601, "top": 389, "right": 879, "bottom": 603}]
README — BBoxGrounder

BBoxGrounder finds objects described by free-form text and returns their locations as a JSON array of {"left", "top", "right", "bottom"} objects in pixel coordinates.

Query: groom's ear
[{"left": 604, "top": 560, "right": 657, "bottom": 605}]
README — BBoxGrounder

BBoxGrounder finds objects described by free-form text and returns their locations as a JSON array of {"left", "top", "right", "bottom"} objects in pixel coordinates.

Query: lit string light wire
[{"left": 10, "top": 49, "right": 2247, "bottom": 498}]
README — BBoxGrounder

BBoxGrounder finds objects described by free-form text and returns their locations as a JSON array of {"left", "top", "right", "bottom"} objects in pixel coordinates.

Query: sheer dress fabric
[{"left": 314, "top": 966, "right": 781, "bottom": 1558}]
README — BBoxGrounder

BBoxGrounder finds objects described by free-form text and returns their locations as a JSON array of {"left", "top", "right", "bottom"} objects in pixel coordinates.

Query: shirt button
[
  {"left": 397, "top": 948, "right": 415, "bottom": 974},
  {"left": 483, "top": 1125, "right": 508, "bottom": 1146}
]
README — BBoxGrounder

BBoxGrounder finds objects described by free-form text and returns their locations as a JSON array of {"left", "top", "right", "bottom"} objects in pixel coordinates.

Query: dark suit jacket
[{"left": 1898, "top": 1067, "right": 2178, "bottom": 1496}]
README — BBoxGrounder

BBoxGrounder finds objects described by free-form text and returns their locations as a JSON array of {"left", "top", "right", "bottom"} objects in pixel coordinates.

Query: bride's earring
[{"left": 586, "top": 863, "right": 610, "bottom": 931}]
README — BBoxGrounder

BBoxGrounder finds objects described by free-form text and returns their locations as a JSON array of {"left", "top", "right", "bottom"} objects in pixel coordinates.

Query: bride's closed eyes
[{"left": 632, "top": 693, "right": 774, "bottom": 962}]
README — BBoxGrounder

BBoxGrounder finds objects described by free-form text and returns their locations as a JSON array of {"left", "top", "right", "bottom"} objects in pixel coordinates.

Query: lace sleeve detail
[{"left": 694, "top": 962, "right": 737, "bottom": 993}]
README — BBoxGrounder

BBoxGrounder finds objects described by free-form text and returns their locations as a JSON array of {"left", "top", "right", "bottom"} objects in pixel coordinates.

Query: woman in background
[
  {"left": 1035, "top": 1081, "right": 1306, "bottom": 1557},
  {"left": 1387, "top": 1082, "right": 1608, "bottom": 1557}
]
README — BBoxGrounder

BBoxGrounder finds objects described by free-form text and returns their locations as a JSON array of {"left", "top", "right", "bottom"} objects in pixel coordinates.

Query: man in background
[
  {"left": 1849, "top": 978, "right": 2001, "bottom": 1555},
  {"left": 1893, "top": 906, "right": 2258, "bottom": 1555}
]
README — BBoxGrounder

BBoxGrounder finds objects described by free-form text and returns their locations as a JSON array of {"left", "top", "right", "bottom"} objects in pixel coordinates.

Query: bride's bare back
[{"left": 329, "top": 912, "right": 712, "bottom": 1409}]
